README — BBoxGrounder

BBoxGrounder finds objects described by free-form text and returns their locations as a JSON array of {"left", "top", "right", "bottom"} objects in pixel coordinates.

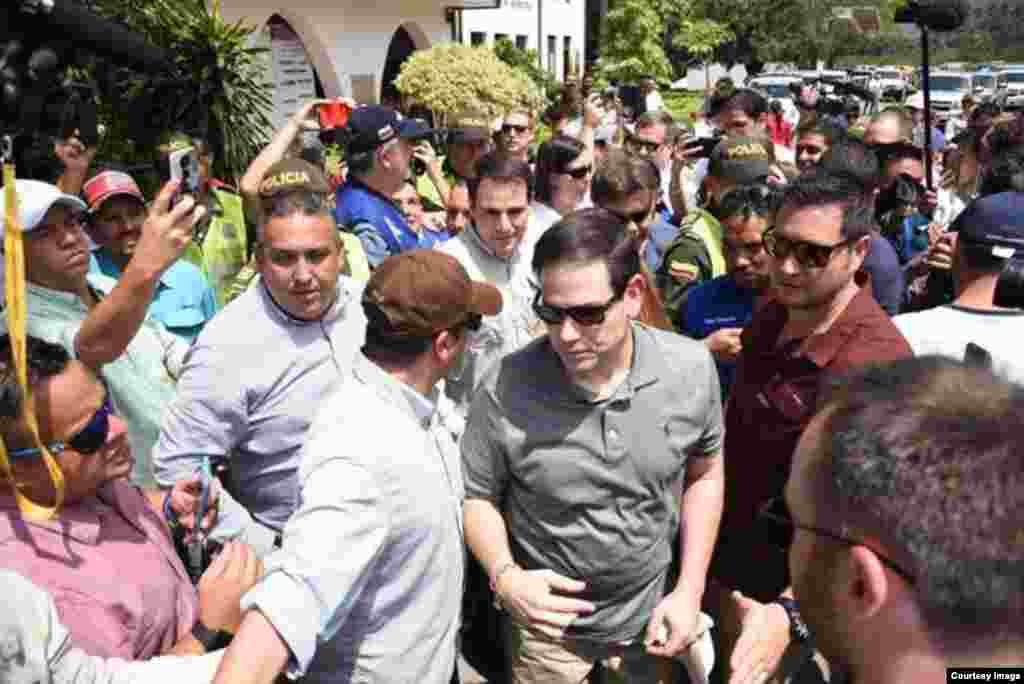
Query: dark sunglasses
[
  {"left": 532, "top": 290, "right": 622, "bottom": 326},
  {"left": 560, "top": 165, "right": 592, "bottom": 180},
  {"left": 758, "top": 497, "right": 916, "bottom": 585},
  {"left": 627, "top": 137, "right": 662, "bottom": 155},
  {"left": 502, "top": 124, "right": 530, "bottom": 134},
  {"left": 603, "top": 204, "right": 654, "bottom": 225},
  {"left": 8, "top": 394, "right": 114, "bottom": 461},
  {"left": 458, "top": 313, "right": 483, "bottom": 333},
  {"left": 763, "top": 227, "right": 855, "bottom": 270}
]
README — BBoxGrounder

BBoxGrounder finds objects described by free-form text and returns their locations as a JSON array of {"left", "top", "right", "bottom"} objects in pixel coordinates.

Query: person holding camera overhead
[
  {"left": 0, "top": 178, "right": 200, "bottom": 487},
  {"left": 83, "top": 169, "right": 217, "bottom": 343},
  {"left": 334, "top": 105, "right": 438, "bottom": 268},
  {"left": 156, "top": 133, "right": 248, "bottom": 309}
]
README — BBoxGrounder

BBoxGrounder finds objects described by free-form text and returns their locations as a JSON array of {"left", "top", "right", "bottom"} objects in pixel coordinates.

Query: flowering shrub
[{"left": 395, "top": 43, "right": 544, "bottom": 126}]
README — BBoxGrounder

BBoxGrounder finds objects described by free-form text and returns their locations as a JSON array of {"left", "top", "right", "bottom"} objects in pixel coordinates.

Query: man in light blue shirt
[
  {"left": 210, "top": 249, "right": 502, "bottom": 684},
  {"left": 84, "top": 170, "right": 218, "bottom": 342}
]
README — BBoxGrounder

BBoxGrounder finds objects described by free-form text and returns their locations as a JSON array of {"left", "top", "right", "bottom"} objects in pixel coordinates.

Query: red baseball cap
[{"left": 83, "top": 171, "right": 145, "bottom": 213}]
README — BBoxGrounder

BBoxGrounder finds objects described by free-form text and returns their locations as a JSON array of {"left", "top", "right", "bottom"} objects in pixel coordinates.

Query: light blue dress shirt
[{"left": 241, "top": 352, "right": 465, "bottom": 684}]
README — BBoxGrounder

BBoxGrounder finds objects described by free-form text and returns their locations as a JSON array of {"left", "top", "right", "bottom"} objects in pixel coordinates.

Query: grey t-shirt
[{"left": 462, "top": 323, "right": 723, "bottom": 643}]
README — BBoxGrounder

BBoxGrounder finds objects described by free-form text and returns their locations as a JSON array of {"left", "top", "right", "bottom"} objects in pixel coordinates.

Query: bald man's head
[{"left": 864, "top": 109, "right": 914, "bottom": 147}]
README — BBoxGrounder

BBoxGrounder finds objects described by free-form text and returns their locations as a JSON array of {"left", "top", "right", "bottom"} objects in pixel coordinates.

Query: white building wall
[
  {"left": 217, "top": 0, "right": 452, "bottom": 103},
  {"left": 460, "top": 0, "right": 586, "bottom": 83}
]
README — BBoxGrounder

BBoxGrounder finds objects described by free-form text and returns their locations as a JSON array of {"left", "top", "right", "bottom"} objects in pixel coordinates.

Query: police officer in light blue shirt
[
  {"left": 680, "top": 184, "right": 774, "bottom": 396},
  {"left": 84, "top": 170, "right": 217, "bottom": 342}
]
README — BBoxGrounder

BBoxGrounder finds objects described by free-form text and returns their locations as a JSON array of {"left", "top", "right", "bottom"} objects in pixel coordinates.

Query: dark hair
[
  {"left": 816, "top": 357, "right": 1024, "bottom": 652},
  {"left": 0, "top": 336, "right": 72, "bottom": 423},
  {"left": 959, "top": 240, "right": 1008, "bottom": 274},
  {"left": 532, "top": 208, "right": 641, "bottom": 295},
  {"left": 360, "top": 302, "right": 469, "bottom": 366},
  {"left": 635, "top": 110, "right": 675, "bottom": 131},
  {"left": 716, "top": 89, "right": 768, "bottom": 120},
  {"left": 717, "top": 183, "right": 779, "bottom": 223},
  {"left": 779, "top": 170, "right": 875, "bottom": 241},
  {"left": 258, "top": 190, "right": 334, "bottom": 241},
  {"left": 796, "top": 118, "right": 846, "bottom": 149},
  {"left": 979, "top": 146, "right": 1024, "bottom": 197},
  {"left": 818, "top": 137, "right": 881, "bottom": 196},
  {"left": 467, "top": 152, "right": 533, "bottom": 203},
  {"left": 590, "top": 148, "right": 660, "bottom": 207},
  {"left": 534, "top": 135, "right": 585, "bottom": 203},
  {"left": 347, "top": 147, "right": 376, "bottom": 177}
]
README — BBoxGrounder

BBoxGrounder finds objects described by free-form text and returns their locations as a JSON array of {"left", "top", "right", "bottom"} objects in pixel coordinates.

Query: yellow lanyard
[{"left": 1, "top": 148, "right": 65, "bottom": 518}]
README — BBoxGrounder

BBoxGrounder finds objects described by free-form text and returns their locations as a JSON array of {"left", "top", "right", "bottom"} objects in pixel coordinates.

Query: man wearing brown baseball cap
[{"left": 211, "top": 248, "right": 501, "bottom": 684}]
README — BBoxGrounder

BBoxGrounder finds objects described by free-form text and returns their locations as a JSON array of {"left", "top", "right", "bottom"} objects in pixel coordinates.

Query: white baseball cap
[{"left": 0, "top": 179, "right": 88, "bottom": 241}]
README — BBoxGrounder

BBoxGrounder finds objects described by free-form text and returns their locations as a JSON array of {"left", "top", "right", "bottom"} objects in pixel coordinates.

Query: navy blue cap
[
  {"left": 952, "top": 192, "right": 1024, "bottom": 257},
  {"left": 346, "top": 106, "right": 435, "bottom": 155}
]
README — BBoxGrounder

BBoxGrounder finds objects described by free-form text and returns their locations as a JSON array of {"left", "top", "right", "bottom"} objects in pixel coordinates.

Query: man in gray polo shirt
[
  {"left": 153, "top": 172, "right": 366, "bottom": 538},
  {"left": 462, "top": 208, "right": 725, "bottom": 683}
]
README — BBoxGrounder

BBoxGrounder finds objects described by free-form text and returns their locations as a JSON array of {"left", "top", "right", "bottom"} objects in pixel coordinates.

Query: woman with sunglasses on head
[
  {"left": 0, "top": 336, "right": 263, "bottom": 662},
  {"left": 679, "top": 183, "right": 776, "bottom": 398},
  {"left": 532, "top": 135, "right": 594, "bottom": 235}
]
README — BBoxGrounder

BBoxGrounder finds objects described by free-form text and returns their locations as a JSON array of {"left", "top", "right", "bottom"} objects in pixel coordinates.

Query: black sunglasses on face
[
  {"left": 602, "top": 203, "right": 654, "bottom": 226},
  {"left": 459, "top": 313, "right": 483, "bottom": 333},
  {"left": 8, "top": 393, "right": 114, "bottom": 461},
  {"left": 502, "top": 124, "right": 530, "bottom": 135},
  {"left": 627, "top": 137, "right": 662, "bottom": 155},
  {"left": 758, "top": 497, "right": 916, "bottom": 585},
  {"left": 560, "top": 165, "right": 592, "bottom": 180},
  {"left": 763, "top": 227, "right": 855, "bottom": 270},
  {"left": 532, "top": 290, "right": 622, "bottom": 326}
]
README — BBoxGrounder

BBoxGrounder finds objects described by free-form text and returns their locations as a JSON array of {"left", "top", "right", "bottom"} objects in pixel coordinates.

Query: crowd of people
[{"left": 0, "top": 68, "right": 1023, "bottom": 684}]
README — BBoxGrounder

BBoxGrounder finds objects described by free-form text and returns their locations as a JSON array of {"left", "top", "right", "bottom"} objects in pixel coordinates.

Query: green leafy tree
[
  {"left": 672, "top": 19, "right": 734, "bottom": 90},
  {"left": 594, "top": 0, "right": 673, "bottom": 84},
  {"left": 493, "top": 38, "right": 560, "bottom": 102},
  {"left": 394, "top": 43, "right": 543, "bottom": 126},
  {"left": 85, "top": 0, "right": 272, "bottom": 183}
]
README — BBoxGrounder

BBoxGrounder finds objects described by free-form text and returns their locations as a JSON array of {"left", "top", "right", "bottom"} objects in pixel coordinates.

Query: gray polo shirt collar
[
  {"left": 352, "top": 352, "right": 438, "bottom": 428},
  {"left": 537, "top": 322, "right": 661, "bottom": 405}
]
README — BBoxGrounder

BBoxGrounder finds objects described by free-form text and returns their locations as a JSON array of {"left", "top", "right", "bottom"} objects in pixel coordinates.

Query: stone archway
[
  {"left": 380, "top": 22, "right": 431, "bottom": 107},
  {"left": 247, "top": 8, "right": 344, "bottom": 98}
]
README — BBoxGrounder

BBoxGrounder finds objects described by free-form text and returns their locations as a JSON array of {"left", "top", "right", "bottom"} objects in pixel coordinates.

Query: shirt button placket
[{"left": 604, "top": 410, "right": 627, "bottom": 463}]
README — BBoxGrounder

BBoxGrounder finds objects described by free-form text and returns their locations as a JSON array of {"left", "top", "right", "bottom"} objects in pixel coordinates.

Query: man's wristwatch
[
  {"left": 191, "top": 620, "right": 232, "bottom": 652},
  {"left": 774, "top": 597, "right": 811, "bottom": 643}
]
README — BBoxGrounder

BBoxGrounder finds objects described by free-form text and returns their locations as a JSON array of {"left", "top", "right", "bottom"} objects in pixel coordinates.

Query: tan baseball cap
[{"left": 362, "top": 249, "right": 502, "bottom": 338}]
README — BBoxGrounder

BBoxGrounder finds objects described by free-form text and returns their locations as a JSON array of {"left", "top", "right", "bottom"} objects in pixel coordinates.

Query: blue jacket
[
  {"left": 335, "top": 178, "right": 426, "bottom": 267},
  {"left": 681, "top": 275, "right": 756, "bottom": 398}
]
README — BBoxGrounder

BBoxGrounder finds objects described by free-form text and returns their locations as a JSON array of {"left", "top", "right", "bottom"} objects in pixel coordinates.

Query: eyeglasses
[
  {"left": 7, "top": 394, "right": 114, "bottom": 461},
  {"left": 532, "top": 290, "right": 622, "bottom": 326},
  {"left": 626, "top": 137, "right": 663, "bottom": 155},
  {"left": 456, "top": 313, "right": 483, "bottom": 333},
  {"left": 603, "top": 204, "right": 654, "bottom": 226},
  {"left": 758, "top": 497, "right": 916, "bottom": 585},
  {"left": 560, "top": 165, "right": 592, "bottom": 180},
  {"left": 502, "top": 124, "right": 530, "bottom": 135},
  {"left": 763, "top": 227, "right": 855, "bottom": 270}
]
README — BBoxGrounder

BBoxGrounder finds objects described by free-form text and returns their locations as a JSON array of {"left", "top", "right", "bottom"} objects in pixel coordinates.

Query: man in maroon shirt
[{"left": 708, "top": 170, "right": 912, "bottom": 684}]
